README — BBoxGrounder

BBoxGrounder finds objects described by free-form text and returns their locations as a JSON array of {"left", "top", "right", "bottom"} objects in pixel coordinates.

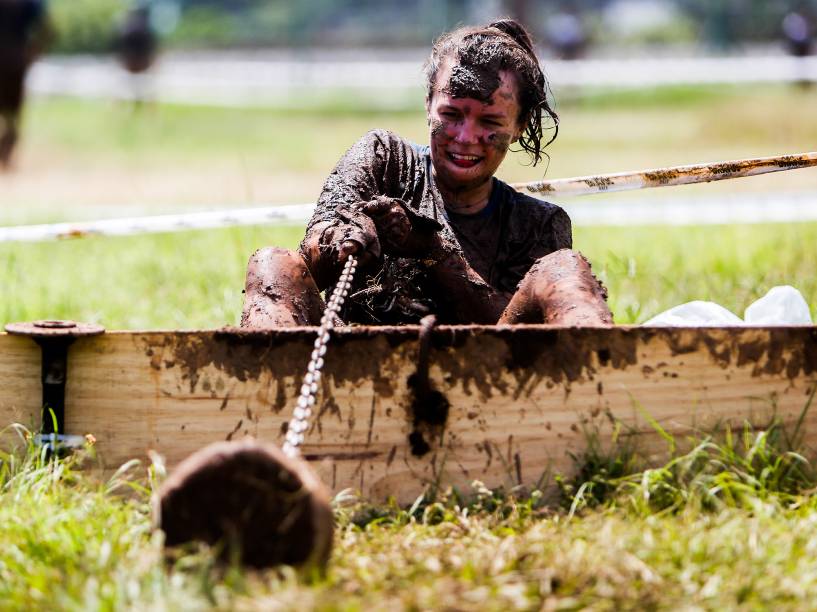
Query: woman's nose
[{"left": 453, "top": 119, "right": 482, "bottom": 144}]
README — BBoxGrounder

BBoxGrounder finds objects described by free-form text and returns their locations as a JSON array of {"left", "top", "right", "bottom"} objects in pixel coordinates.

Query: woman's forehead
[{"left": 433, "top": 60, "right": 518, "bottom": 104}]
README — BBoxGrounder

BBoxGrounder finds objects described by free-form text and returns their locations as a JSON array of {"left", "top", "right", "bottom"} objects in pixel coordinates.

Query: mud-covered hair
[{"left": 423, "top": 18, "right": 558, "bottom": 166}]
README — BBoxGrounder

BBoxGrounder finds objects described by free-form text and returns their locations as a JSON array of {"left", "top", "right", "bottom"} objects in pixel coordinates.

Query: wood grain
[{"left": 1, "top": 326, "right": 815, "bottom": 503}]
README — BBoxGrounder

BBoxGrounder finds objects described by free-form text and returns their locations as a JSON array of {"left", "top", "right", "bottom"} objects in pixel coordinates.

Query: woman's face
[{"left": 426, "top": 62, "right": 523, "bottom": 195}]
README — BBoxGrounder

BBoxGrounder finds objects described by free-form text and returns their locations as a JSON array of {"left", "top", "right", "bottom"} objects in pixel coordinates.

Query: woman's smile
[{"left": 447, "top": 151, "right": 484, "bottom": 167}]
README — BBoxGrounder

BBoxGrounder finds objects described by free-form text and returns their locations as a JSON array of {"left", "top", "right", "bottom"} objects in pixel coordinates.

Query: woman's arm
[
  {"left": 299, "top": 130, "right": 422, "bottom": 289},
  {"left": 427, "top": 202, "right": 573, "bottom": 324},
  {"left": 426, "top": 246, "right": 510, "bottom": 323}
]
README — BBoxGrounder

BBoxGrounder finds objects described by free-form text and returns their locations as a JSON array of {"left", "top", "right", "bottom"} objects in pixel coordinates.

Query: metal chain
[{"left": 283, "top": 255, "right": 357, "bottom": 458}]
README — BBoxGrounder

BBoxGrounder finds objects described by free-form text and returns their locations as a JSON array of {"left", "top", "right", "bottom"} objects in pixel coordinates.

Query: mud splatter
[
  {"left": 406, "top": 372, "right": 450, "bottom": 457},
  {"left": 444, "top": 62, "right": 502, "bottom": 103},
  {"left": 138, "top": 328, "right": 407, "bottom": 396},
  {"left": 583, "top": 176, "right": 614, "bottom": 190},
  {"left": 225, "top": 419, "right": 243, "bottom": 441},
  {"left": 709, "top": 162, "right": 743, "bottom": 175},
  {"left": 664, "top": 327, "right": 817, "bottom": 379},
  {"left": 486, "top": 131, "right": 512, "bottom": 153}
]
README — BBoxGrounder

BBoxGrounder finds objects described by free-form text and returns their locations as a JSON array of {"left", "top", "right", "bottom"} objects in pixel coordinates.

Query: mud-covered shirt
[{"left": 300, "top": 129, "right": 572, "bottom": 324}]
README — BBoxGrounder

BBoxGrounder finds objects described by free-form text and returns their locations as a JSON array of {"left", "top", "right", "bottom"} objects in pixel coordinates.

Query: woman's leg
[
  {"left": 240, "top": 247, "right": 325, "bottom": 328},
  {"left": 498, "top": 249, "right": 613, "bottom": 326}
]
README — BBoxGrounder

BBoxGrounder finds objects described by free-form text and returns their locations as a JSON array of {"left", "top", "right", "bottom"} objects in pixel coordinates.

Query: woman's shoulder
[
  {"left": 348, "top": 129, "right": 429, "bottom": 165},
  {"left": 356, "top": 129, "right": 423, "bottom": 150}
]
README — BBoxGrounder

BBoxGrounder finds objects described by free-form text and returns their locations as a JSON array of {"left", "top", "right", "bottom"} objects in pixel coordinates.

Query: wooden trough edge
[{"left": 1, "top": 324, "right": 816, "bottom": 503}]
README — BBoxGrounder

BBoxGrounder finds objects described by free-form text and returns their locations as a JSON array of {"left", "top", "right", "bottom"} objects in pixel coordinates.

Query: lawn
[
  {"left": 1, "top": 83, "right": 817, "bottom": 610},
  {"left": 0, "top": 221, "right": 815, "bottom": 328},
  {"left": 3, "top": 416, "right": 817, "bottom": 610}
]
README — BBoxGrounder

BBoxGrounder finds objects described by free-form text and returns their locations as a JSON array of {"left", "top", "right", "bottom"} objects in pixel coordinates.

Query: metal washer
[{"left": 5, "top": 320, "right": 105, "bottom": 338}]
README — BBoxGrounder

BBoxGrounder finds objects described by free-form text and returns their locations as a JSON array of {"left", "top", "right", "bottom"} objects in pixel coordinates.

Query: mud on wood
[{"left": 0, "top": 325, "right": 815, "bottom": 503}]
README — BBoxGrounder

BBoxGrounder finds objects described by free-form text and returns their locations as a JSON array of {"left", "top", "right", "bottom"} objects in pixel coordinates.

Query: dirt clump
[{"left": 155, "top": 438, "right": 333, "bottom": 570}]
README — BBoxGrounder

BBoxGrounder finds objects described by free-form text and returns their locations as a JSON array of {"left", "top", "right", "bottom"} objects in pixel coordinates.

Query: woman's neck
[{"left": 436, "top": 176, "right": 494, "bottom": 216}]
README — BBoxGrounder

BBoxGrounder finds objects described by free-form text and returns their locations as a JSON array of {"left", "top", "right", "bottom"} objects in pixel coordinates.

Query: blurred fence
[{"left": 27, "top": 51, "right": 817, "bottom": 107}]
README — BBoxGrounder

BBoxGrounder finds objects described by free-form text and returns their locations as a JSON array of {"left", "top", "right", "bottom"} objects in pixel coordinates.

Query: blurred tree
[{"left": 50, "top": 0, "right": 121, "bottom": 53}]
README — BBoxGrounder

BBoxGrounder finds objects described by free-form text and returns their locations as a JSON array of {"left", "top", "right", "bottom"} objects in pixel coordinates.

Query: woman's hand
[
  {"left": 327, "top": 205, "right": 382, "bottom": 266},
  {"left": 361, "top": 196, "right": 443, "bottom": 258}
]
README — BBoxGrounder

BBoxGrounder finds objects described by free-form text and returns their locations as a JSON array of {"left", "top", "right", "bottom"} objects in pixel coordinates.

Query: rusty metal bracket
[{"left": 5, "top": 320, "right": 104, "bottom": 453}]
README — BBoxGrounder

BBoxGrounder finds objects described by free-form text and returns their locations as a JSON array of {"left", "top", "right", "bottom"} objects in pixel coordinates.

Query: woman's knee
[
  {"left": 247, "top": 246, "right": 304, "bottom": 276},
  {"left": 531, "top": 248, "right": 592, "bottom": 276},
  {"left": 245, "top": 247, "right": 311, "bottom": 290},
  {"left": 524, "top": 248, "right": 612, "bottom": 325},
  {"left": 241, "top": 247, "right": 323, "bottom": 328}
]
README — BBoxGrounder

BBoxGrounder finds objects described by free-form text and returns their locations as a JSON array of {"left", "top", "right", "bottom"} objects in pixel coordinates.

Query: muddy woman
[
  {"left": 157, "top": 19, "right": 613, "bottom": 570},
  {"left": 242, "top": 19, "right": 613, "bottom": 328}
]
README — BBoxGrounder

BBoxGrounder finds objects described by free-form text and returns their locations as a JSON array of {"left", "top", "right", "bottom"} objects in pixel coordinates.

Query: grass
[
  {"left": 0, "top": 221, "right": 813, "bottom": 328},
  {"left": 4, "top": 414, "right": 817, "bottom": 610}
]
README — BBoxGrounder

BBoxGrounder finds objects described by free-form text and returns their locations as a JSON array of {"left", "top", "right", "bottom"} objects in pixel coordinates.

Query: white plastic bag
[
  {"left": 643, "top": 285, "right": 813, "bottom": 326},
  {"left": 743, "top": 285, "right": 812, "bottom": 325},
  {"left": 643, "top": 301, "right": 744, "bottom": 326}
]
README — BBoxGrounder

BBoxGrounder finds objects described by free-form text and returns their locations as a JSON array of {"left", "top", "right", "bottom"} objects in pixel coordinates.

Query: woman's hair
[{"left": 423, "top": 18, "right": 558, "bottom": 166}]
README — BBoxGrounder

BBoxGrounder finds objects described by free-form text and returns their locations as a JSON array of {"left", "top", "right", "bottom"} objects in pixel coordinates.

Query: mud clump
[
  {"left": 445, "top": 61, "right": 502, "bottom": 103},
  {"left": 405, "top": 315, "right": 451, "bottom": 456},
  {"left": 155, "top": 439, "right": 333, "bottom": 570}
]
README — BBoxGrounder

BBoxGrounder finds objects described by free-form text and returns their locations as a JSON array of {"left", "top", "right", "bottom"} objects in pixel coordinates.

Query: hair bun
[{"left": 488, "top": 18, "right": 537, "bottom": 57}]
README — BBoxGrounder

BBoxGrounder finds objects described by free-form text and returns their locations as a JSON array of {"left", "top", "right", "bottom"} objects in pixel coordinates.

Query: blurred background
[
  {"left": 44, "top": 0, "right": 817, "bottom": 54},
  {"left": 2, "top": 0, "right": 816, "bottom": 220},
  {"left": 0, "top": 0, "right": 816, "bottom": 327}
]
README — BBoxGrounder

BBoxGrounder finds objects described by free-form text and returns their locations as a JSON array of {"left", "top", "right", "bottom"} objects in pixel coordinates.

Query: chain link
[{"left": 283, "top": 255, "right": 357, "bottom": 458}]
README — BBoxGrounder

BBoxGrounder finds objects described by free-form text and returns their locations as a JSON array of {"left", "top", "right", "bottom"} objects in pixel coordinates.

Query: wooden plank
[
  {"left": 0, "top": 334, "right": 42, "bottom": 449},
  {"left": 1, "top": 326, "right": 815, "bottom": 503}
]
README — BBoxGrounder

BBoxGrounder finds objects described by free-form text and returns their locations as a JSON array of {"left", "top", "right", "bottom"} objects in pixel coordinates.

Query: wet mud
[
  {"left": 241, "top": 247, "right": 324, "bottom": 328},
  {"left": 444, "top": 62, "right": 502, "bottom": 103},
  {"left": 499, "top": 250, "right": 612, "bottom": 326},
  {"left": 156, "top": 439, "right": 333, "bottom": 569},
  {"left": 295, "top": 102, "right": 569, "bottom": 325},
  {"left": 141, "top": 326, "right": 817, "bottom": 403},
  {"left": 138, "top": 323, "right": 816, "bottom": 464},
  {"left": 406, "top": 316, "right": 451, "bottom": 456}
]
